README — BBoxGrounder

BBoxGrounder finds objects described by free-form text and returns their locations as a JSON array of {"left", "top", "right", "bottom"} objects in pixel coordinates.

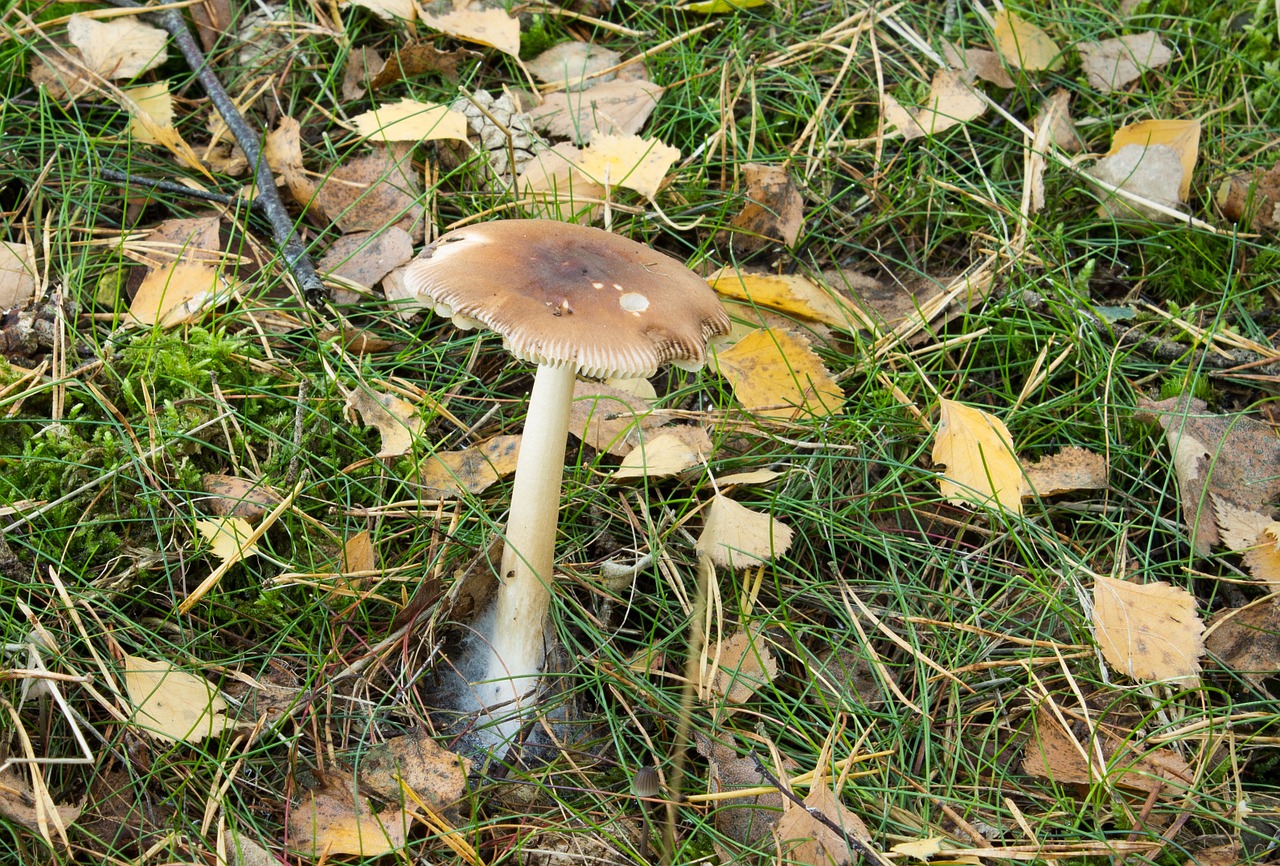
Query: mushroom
[{"left": 405, "top": 219, "right": 730, "bottom": 743}]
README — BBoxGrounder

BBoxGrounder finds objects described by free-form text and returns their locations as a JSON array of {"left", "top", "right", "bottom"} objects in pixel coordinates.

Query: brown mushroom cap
[{"left": 405, "top": 220, "right": 731, "bottom": 378}]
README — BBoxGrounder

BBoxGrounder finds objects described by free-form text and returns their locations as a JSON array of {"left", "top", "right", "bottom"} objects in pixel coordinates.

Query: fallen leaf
[
  {"left": 1243, "top": 524, "right": 1280, "bottom": 588},
  {"left": 517, "top": 142, "right": 605, "bottom": 222},
  {"left": 201, "top": 474, "right": 282, "bottom": 524},
  {"left": 882, "top": 92, "right": 925, "bottom": 141},
  {"left": 421, "top": 4, "right": 520, "bottom": 57},
  {"left": 318, "top": 227, "right": 414, "bottom": 289},
  {"left": 1206, "top": 600, "right": 1280, "bottom": 685},
  {"left": 682, "top": 0, "right": 768, "bottom": 11},
  {"left": 1216, "top": 161, "right": 1280, "bottom": 234},
  {"left": 529, "top": 79, "right": 665, "bottom": 145},
  {"left": 342, "top": 529, "right": 376, "bottom": 575},
  {"left": 719, "top": 163, "right": 804, "bottom": 253},
  {"left": 527, "top": 42, "right": 623, "bottom": 90},
  {"left": 124, "top": 81, "right": 173, "bottom": 146},
  {"left": 369, "top": 43, "right": 473, "bottom": 88},
  {"left": 197, "top": 516, "right": 259, "bottom": 564},
  {"left": 932, "top": 399, "right": 1023, "bottom": 515},
  {"left": 706, "top": 626, "right": 778, "bottom": 704},
  {"left": 708, "top": 268, "right": 869, "bottom": 332},
  {"left": 1077, "top": 32, "right": 1172, "bottom": 92},
  {"left": 570, "top": 380, "right": 664, "bottom": 457},
  {"left": 775, "top": 783, "right": 868, "bottom": 866},
  {"left": 1108, "top": 119, "right": 1200, "bottom": 201},
  {"left": 189, "top": 0, "right": 232, "bottom": 52},
  {"left": 123, "top": 654, "right": 236, "bottom": 743},
  {"left": 129, "top": 261, "right": 226, "bottom": 326},
  {"left": 614, "top": 427, "right": 712, "bottom": 479},
  {"left": 289, "top": 775, "right": 410, "bottom": 857},
  {"left": 892, "top": 837, "right": 947, "bottom": 862},
  {"left": 0, "top": 241, "right": 37, "bottom": 308},
  {"left": 913, "top": 69, "right": 986, "bottom": 137},
  {"left": 942, "top": 40, "right": 1015, "bottom": 88},
  {"left": 132, "top": 215, "right": 223, "bottom": 266},
  {"left": 357, "top": 727, "right": 472, "bottom": 818},
  {"left": 313, "top": 148, "right": 425, "bottom": 238},
  {"left": 347, "top": 387, "right": 422, "bottom": 457},
  {"left": 0, "top": 767, "right": 82, "bottom": 839},
  {"left": 1211, "top": 496, "right": 1273, "bottom": 552},
  {"left": 1093, "top": 573, "right": 1203, "bottom": 684},
  {"left": 228, "top": 832, "right": 275, "bottom": 866},
  {"left": 351, "top": 99, "right": 468, "bottom": 143},
  {"left": 697, "top": 494, "right": 794, "bottom": 569},
  {"left": 417, "top": 435, "right": 521, "bottom": 495},
  {"left": 576, "top": 133, "right": 680, "bottom": 200},
  {"left": 696, "top": 733, "right": 786, "bottom": 861},
  {"left": 714, "top": 327, "right": 845, "bottom": 419},
  {"left": 992, "top": 9, "right": 1063, "bottom": 71},
  {"left": 344, "top": 0, "right": 417, "bottom": 21},
  {"left": 66, "top": 13, "right": 168, "bottom": 80},
  {"left": 1034, "top": 89, "right": 1085, "bottom": 154},
  {"left": 1022, "top": 446, "right": 1107, "bottom": 496},
  {"left": 718, "top": 468, "right": 783, "bottom": 486},
  {"left": 1022, "top": 707, "right": 1193, "bottom": 794}
]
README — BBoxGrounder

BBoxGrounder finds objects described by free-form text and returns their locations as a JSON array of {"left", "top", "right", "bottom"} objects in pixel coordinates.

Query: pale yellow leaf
[
  {"left": 575, "top": 133, "right": 680, "bottom": 200},
  {"left": 421, "top": 5, "right": 520, "bottom": 57},
  {"left": 1093, "top": 573, "right": 1204, "bottom": 684},
  {"left": 1243, "top": 523, "right": 1280, "bottom": 589},
  {"left": 290, "top": 777, "right": 410, "bottom": 857},
  {"left": 351, "top": 99, "right": 468, "bottom": 143},
  {"left": 914, "top": 69, "right": 986, "bottom": 136},
  {"left": 992, "top": 9, "right": 1063, "bottom": 71},
  {"left": 882, "top": 92, "right": 925, "bottom": 141},
  {"left": 197, "top": 516, "right": 259, "bottom": 564},
  {"left": 1078, "top": 32, "right": 1172, "bottom": 93},
  {"left": 517, "top": 142, "right": 604, "bottom": 222},
  {"left": 341, "top": 529, "right": 376, "bottom": 574},
  {"left": 614, "top": 428, "right": 712, "bottom": 479},
  {"left": 124, "top": 81, "right": 172, "bottom": 145},
  {"left": 706, "top": 627, "right": 777, "bottom": 704},
  {"left": 526, "top": 42, "right": 622, "bottom": 90},
  {"left": 604, "top": 376, "right": 657, "bottom": 400},
  {"left": 417, "top": 435, "right": 521, "bottom": 496},
  {"left": 932, "top": 399, "right": 1023, "bottom": 515},
  {"left": 892, "top": 837, "right": 947, "bottom": 862},
  {"left": 0, "top": 241, "right": 37, "bottom": 308},
  {"left": 713, "top": 327, "right": 844, "bottom": 419},
  {"left": 1108, "top": 119, "right": 1200, "bottom": 201},
  {"left": 123, "top": 654, "right": 235, "bottom": 743},
  {"left": 1021, "top": 446, "right": 1107, "bottom": 496},
  {"left": 129, "top": 261, "right": 225, "bottom": 326},
  {"left": 696, "top": 494, "right": 793, "bottom": 569},
  {"left": 1211, "top": 495, "right": 1273, "bottom": 551},
  {"left": 719, "top": 468, "right": 783, "bottom": 486},
  {"left": 707, "top": 268, "right": 871, "bottom": 332},
  {"left": 343, "top": 0, "right": 416, "bottom": 21},
  {"left": 347, "top": 388, "right": 422, "bottom": 457},
  {"left": 67, "top": 13, "right": 168, "bottom": 80},
  {"left": 529, "top": 80, "right": 666, "bottom": 145}
]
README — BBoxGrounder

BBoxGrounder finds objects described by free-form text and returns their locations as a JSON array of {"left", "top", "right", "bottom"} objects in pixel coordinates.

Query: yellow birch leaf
[
  {"left": 421, "top": 5, "right": 520, "bottom": 57},
  {"left": 1243, "top": 523, "right": 1280, "bottom": 589},
  {"left": 714, "top": 327, "right": 844, "bottom": 419},
  {"left": 351, "top": 99, "right": 468, "bottom": 143},
  {"left": 66, "top": 13, "right": 168, "bottom": 80},
  {"left": 129, "top": 261, "right": 225, "bottom": 326},
  {"left": 614, "top": 428, "right": 712, "bottom": 480},
  {"left": 289, "top": 777, "right": 410, "bottom": 857},
  {"left": 1108, "top": 119, "right": 1200, "bottom": 202},
  {"left": 575, "top": 133, "right": 681, "bottom": 201},
  {"left": 992, "top": 9, "right": 1063, "bottom": 71},
  {"left": 914, "top": 69, "right": 986, "bottom": 136},
  {"left": 0, "top": 241, "right": 37, "bottom": 308},
  {"left": 1093, "top": 573, "right": 1204, "bottom": 685},
  {"left": 123, "top": 654, "right": 235, "bottom": 743},
  {"left": 196, "top": 516, "right": 259, "bottom": 564},
  {"left": 124, "top": 81, "right": 172, "bottom": 145},
  {"left": 932, "top": 399, "right": 1023, "bottom": 515},
  {"left": 696, "top": 494, "right": 793, "bottom": 569},
  {"left": 707, "top": 268, "right": 871, "bottom": 332},
  {"left": 347, "top": 388, "right": 422, "bottom": 457},
  {"left": 417, "top": 435, "right": 521, "bottom": 496},
  {"left": 343, "top": 0, "right": 417, "bottom": 21}
]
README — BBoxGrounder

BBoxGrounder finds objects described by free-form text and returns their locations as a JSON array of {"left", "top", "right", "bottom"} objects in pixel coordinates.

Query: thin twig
[{"left": 99, "top": 167, "right": 246, "bottom": 207}]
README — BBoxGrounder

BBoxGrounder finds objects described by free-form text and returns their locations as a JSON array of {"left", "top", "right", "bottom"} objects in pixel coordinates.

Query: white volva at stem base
[{"left": 475, "top": 361, "right": 575, "bottom": 746}]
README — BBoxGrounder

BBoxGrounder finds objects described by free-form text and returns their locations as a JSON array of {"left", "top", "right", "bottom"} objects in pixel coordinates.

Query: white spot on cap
[
  {"left": 592, "top": 281, "right": 604, "bottom": 289},
  {"left": 619, "top": 292, "right": 649, "bottom": 314}
]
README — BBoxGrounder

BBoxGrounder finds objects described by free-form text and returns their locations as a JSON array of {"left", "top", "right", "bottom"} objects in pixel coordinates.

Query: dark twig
[
  {"left": 750, "top": 752, "right": 870, "bottom": 862},
  {"left": 99, "top": 168, "right": 244, "bottom": 207},
  {"left": 103, "top": 0, "right": 329, "bottom": 311}
]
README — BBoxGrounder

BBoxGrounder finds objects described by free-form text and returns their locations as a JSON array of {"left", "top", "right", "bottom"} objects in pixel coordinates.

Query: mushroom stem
[{"left": 479, "top": 360, "right": 576, "bottom": 734}]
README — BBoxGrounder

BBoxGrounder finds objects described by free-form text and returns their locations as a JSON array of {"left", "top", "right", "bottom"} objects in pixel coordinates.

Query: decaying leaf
[
  {"left": 697, "top": 494, "right": 794, "bottom": 569},
  {"left": 351, "top": 99, "right": 468, "bottom": 143},
  {"left": 123, "top": 654, "right": 236, "bottom": 743},
  {"left": 932, "top": 399, "right": 1024, "bottom": 515},
  {"left": 318, "top": 227, "right": 414, "bottom": 290},
  {"left": 370, "top": 43, "right": 474, "bottom": 88},
  {"left": 576, "top": 133, "right": 680, "bottom": 200},
  {"left": 417, "top": 435, "right": 521, "bottom": 496},
  {"left": 714, "top": 327, "right": 845, "bottom": 419},
  {"left": 1216, "top": 161, "right": 1280, "bottom": 234},
  {"left": 614, "top": 427, "right": 712, "bottom": 479},
  {"left": 129, "top": 261, "right": 226, "bottom": 326},
  {"left": 1243, "top": 524, "right": 1280, "bottom": 588},
  {"left": 289, "top": 775, "right": 411, "bottom": 858},
  {"left": 1077, "top": 32, "right": 1172, "bottom": 93},
  {"left": 347, "top": 387, "right": 422, "bottom": 457},
  {"left": 708, "top": 268, "right": 869, "bottom": 332},
  {"left": 420, "top": 3, "right": 520, "bottom": 57},
  {"left": 357, "top": 727, "right": 472, "bottom": 818},
  {"left": 1022, "top": 446, "right": 1107, "bottom": 496},
  {"left": 341, "top": 529, "right": 376, "bottom": 576},
  {"left": 570, "top": 380, "right": 664, "bottom": 457},
  {"left": 66, "top": 13, "right": 168, "bottom": 80},
  {"left": 1022, "top": 707, "right": 1193, "bottom": 794},
  {"left": 311, "top": 148, "right": 426, "bottom": 239},
  {"left": 706, "top": 626, "right": 778, "bottom": 704},
  {"left": 719, "top": 163, "right": 804, "bottom": 253},
  {"left": 197, "top": 516, "right": 259, "bottom": 564},
  {"left": 124, "top": 81, "right": 173, "bottom": 146},
  {"left": 1034, "top": 89, "right": 1085, "bottom": 153},
  {"left": 0, "top": 767, "right": 82, "bottom": 840},
  {"left": 527, "top": 42, "right": 623, "bottom": 90},
  {"left": 1093, "top": 573, "right": 1204, "bottom": 685},
  {"left": 942, "top": 40, "right": 1015, "bottom": 88},
  {"left": 201, "top": 474, "right": 283, "bottom": 524},
  {"left": 0, "top": 241, "right": 37, "bottom": 309},
  {"left": 518, "top": 142, "right": 605, "bottom": 222},
  {"left": 1206, "top": 600, "right": 1280, "bottom": 685},
  {"left": 696, "top": 733, "right": 785, "bottom": 862},
  {"left": 992, "top": 9, "right": 1063, "bottom": 71},
  {"left": 913, "top": 69, "right": 986, "bottom": 137},
  {"left": 774, "top": 783, "right": 867, "bottom": 866},
  {"left": 529, "top": 79, "right": 665, "bottom": 145}
]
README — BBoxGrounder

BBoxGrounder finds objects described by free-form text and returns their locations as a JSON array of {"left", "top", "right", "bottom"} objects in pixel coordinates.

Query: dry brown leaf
[
  {"left": 1137, "top": 395, "right": 1280, "bottom": 555},
  {"left": 370, "top": 43, "right": 474, "bottom": 88},
  {"left": 714, "top": 327, "right": 844, "bottom": 419},
  {"left": 1206, "top": 599, "right": 1280, "bottom": 685},
  {"left": 570, "top": 380, "right": 664, "bottom": 456},
  {"left": 696, "top": 733, "right": 785, "bottom": 861},
  {"left": 942, "top": 40, "right": 1015, "bottom": 88},
  {"left": 1077, "top": 32, "right": 1172, "bottom": 92},
  {"left": 914, "top": 69, "right": 986, "bottom": 136},
  {"left": 1022, "top": 446, "right": 1107, "bottom": 496},
  {"left": 289, "top": 776, "right": 411, "bottom": 858},
  {"left": 1108, "top": 119, "right": 1201, "bottom": 202},
  {"left": 0, "top": 767, "right": 82, "bottom": 838},
  {"left": 697, "top": 494, "right": 793, "bottom": 569},
  {"left": 0, "top": 241, "right": 37, "bottom": 308},
  {"left": 932, "top": 399, "right": 1023, "bottom": 515},
  {"left": 992, "top": 9, "right": 1063, "bottom": 71},
  {"left": 775, "top": 783, "right": 867, "bottom": 866},
  {"left": 517, "top": 142, "right": 605, "bottom": 222},
  {"left": 708, "top": 268, "right": 869, "bottom": 332},
  {"left": 347, "top": 387, "right": 422, "bottom": 457},
  {"left": 719, "top": 163, "right": 804, "bottom": 253},
  {"left": 196, "top": 516, "right": 259, "bottom": 564},
  {"left": 421, "top": 4, "right": 520, "bottom": 57},
  {"left": 1034, "top": 89, "right": 1085, "bottom": 154},
  {"left": 67, "top": 13, "right": 168, "bottom": 80},
  {"left": 529, "top": 79, "right": 665, "bottom": 145},
  {"left": 201, "top": 474, "right": 282, "bottom": 524},
  {"left": 124, "top": 654, "right": 236, "bottom": 743},
  {"left": 1216, "top": 161, "right": 1280, "bottom": 234},
  {"left": 1093, "top": 573, "right": 1204, "bottom": 684},
  {"left": 417, "top": 435, "right": 521, "bottom": 496},
  {"left": 313, "top": 148, "right": 425, "bottom": 239},
  {"left": 129, "top": 261, "right": 225, "bottom": 326},
  {"left": 1021, "top": 707, "right": 1193, "bottom": 794},
  {"left": 706, "top": 626, "right": 778, "bottom": 704},
  {"left": 575, "top": 133, "right": 680, "bottom": 200},
  {"left": 527, "top": 42, "right": 623, "bottom": 89},
  {"left": 614, "top": 427, "right": 711, "bottom": 480},
  {"left": 344, "top": 0, "right": 417, "bottom": 21},
  {"left": 135, "top": 215, "right": 223, "bottom": 266},
  {"left": 189, "top": 0, "right": 232, "bottom": 52},
  {"left": 318, "top": 227, "right": 414, "bottom": 290},
  {"left": 351, "top": 99, "right": 468, "bottom": 143},
  {"left": 357, "top": 728, "right": 472, "bottom": 818},
  {"left": 342, "top": 47, "right": 384, "bottom": 101},
  {"left": 1211, "top": 496, "right": 1273, "bottom": 552}
]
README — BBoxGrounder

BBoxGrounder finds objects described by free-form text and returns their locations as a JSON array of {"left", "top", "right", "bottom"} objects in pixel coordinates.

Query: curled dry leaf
[
  {"left": 991, "top": 9, "right": 1063, "bottom": 71},
  {"left": 706, "top": 626, "right": 778, "bottom": 704},
  {"left": 931, "top": 399, "right": 1023, "bottom": 515},
  {"left": 341, "top": 529, "right": 376, "bottom": 575},
  {"left": 708, "top": 268, "right": 870, "bottom": 332},
  {"left": 714, "top": 327, "right": 845, "bottom": 419},
  {"left": 1216, "top": 161, "right": 1280, "bottom": 234},
  {"left": 351, "top": 99, "right": 468, "bottom": 143},
  {"left": 0, "top": 767, "right": 82, "bottom": 839},
  {"left": 719, "top": 163, "right": 804, "bottom": 253},
  {"left": 1021, "top": 446, "right": 1107, "bottom": 496},
  {"left": 775, "top": 783, "right": 868, "bottom": 866},
  {"left": 0, "top": 241, "right": 37, "bottom": 309},
  {"left": 697, "top": 494, "right": 794, "bottom": 569},
  {"left": 614, "top": 427, "right": 712, "bottom": 480},
  {"left": 1034, "top": 89, "right": 1085, "bottom": 154},
  {"left": 123, "top": 654, "right": 236, "bottom": 743},
  {"left": 1022, "top": 707, "right": 1193, "bottom": 795},
  {"left": 370, "top": 43, "right": 474, "bottom": 88},
  {"left": 892, "top": 837, "right": 947, "bottom": 862},
  {"left": 357, "top": 727, "right": 472, "bottom": 819},
  {"left": 346, "top": 387, "right": 422, "bottom": 457},
  {"left": 576, "top": 133, "right": 680, "bottom": 200},
  {"left": 1093, "top": 573, "right": 1204, "bottom": 685},
  {"left": 196, "top": 516, "right": 259, "bottom": 564},
  {"left": 1077, "top": 32, "right": 1172, "bottom": 93},
  {"left": 124, "top": 81, "right": 173, "bottom": 145},
  {"left": 417, "top": 435, "right": 521, "bottom": 496}
]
